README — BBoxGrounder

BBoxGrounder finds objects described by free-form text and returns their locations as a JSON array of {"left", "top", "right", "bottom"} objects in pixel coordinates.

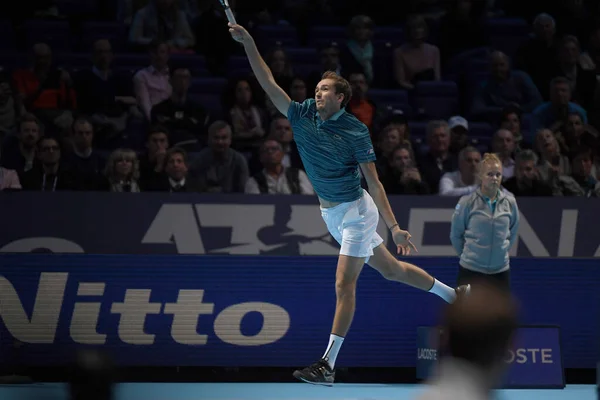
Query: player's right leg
[{"left": 293, "top": 253, "right": 365, "bottom": 386}]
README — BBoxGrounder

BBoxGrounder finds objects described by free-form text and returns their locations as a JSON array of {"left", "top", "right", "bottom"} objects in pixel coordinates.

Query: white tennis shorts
[{"left": 320, "top": 189, "right": 384, "bottom": 261}]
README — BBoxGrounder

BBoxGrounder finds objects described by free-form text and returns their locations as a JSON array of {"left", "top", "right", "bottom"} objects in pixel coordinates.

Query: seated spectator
[
  {"left": 288, "top": 77, "right": 308, "bottom": 104},
  {"left": 133, "top": 40, "right": 172, "bottom": 121},
  {"left": 307, "top": 45, "right": 344, "bottom": 89},
  {"left": 470, "top": 51, "right": 542, "bottom": 118},
  {"left": 535, "top": 128, "right": 572, "bottom": 180},
  {"left": 74, "top": 39, "right": 137, "bottom": 146},
  {"left": 62, "top": 118, "right": 107, "bottom": 190},
  {"left": 189, "top": 120, "right": 249, "bottom": 193},
  {"left": 0, "top": 69, "right": 17, "bottom": 137},
  {"left": 151, "top": 66, "right": 210, "bottom": 144},
  {"left": 138, "top": 125, "right": 170, "bottom": 189},
  {"left": 375, "top": 125, "right": 405, "bottom": 177},
  {"left": 341, "top": 15, "right": 376, "bottom": 85},
  {"left": 514, "top": 13, "right": 559, "bottom": 100},
  {"left": 555, "top": 111, "right": 599, "bottom": 160},
  {"left": 1, "top": 113, "right": 41, "bottom": 178},
  {"left": 12, "top": 43, "right": 76, "bottom": 136},
  {"left": 0, "top": 152, "right": 21, "bottom": 190},
  {"left": 448, "top": 116, "right": 469, "bottom": 155},
  {"left": 263, "top": 47, "right": 295, "bottom": 118},
  {"left": 128, "top": 0, "right": 195, "bottom": 52},
  {"left": 437, "top": 0, "right": 487, "bottom": 63},
  {"left": 382, "top": 143, "right": 431, "bottom": 195},
  {"left": 346, "top": 72, "right": 384, "bottom": 134},
  {"left": 502, "top": 150, "right": 554, "bottom": 196},
  {"left": 245, "top": 139, "right": 313, "bottom": 195},
  {"left": 439, "top": 146, "right": 481, "bottom": 196},
  {"left": 225, "top": 78, "right": 267, "bottom": 151},
  {"left": 104, "top": 148, "right": 141, "bottom": 192},
  {"left": 499, "top": 105, "right": 531, "bottom": 151},
  {"left": 267, "top": 115, "right": 302, "bottom": 169},
  {"left": 491, "top": 129, "right": 516, "bottom": 180},
  {"left": 144, "top": 147, "right": 203, "bottom": 192},
  {"left": 531, "top": 77, "right": 587, "bottom": 136},
  {"left": 21, "top": 137, "right": 80, "bottom": 191},
  {"left": 550, "top": 35, "right": 598, "bottom": 111},
  {"left": 416, "top": 120, "right": 457, "bottom": 193},
  {"left": 570, "top": 146, "right": 600, "bottom": 197},
  {"left": 393, "top": 14, "right": 440, "bottom": 90}
]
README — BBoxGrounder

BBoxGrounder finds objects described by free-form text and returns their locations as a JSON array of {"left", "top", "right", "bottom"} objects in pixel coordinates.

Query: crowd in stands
[{"left": 0, "top": 0, "right": 599, "bottom": 197}]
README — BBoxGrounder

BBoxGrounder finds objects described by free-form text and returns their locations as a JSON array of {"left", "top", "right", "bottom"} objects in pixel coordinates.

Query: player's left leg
[{"left": 367, "top": 243, "right": 470, "bottom": 303}]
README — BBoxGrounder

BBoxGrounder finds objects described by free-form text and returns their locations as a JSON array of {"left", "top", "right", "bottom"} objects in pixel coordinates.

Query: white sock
[
  {"left": 428, "top": 279, "right": 456, "bottom": 303},
  {"left": 322, "top": 334, "right": 344, "bottom": 369}
]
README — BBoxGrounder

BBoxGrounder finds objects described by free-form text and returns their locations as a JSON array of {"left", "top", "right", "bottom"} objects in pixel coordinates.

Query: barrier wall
[
  {"left": 1, "top": 192, "right": 599, "bottom": 257},
  {"left": 0, "top": 254, "right": 598, "bottom": 370}
]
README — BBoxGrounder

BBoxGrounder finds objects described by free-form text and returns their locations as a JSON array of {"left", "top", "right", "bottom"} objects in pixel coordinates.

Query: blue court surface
[{"left": 0, "top": 383, "right": 595, "bottom": 400}]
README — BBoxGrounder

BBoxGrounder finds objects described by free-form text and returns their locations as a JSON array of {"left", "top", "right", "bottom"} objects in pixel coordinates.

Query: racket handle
[{"left": 225, "top": 8, "right": 237, "bottom": 24}]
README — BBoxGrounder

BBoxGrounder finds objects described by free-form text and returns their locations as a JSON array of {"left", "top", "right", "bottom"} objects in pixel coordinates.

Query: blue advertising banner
[
  {"left": 0, "top": 192, "right": 599, "bottom": 257},
  {"left": 416, "top": 326, "right": 565, "bottom": 388},
  {"left": 0, "top": 254, "right": 597, "bottom": 374}
]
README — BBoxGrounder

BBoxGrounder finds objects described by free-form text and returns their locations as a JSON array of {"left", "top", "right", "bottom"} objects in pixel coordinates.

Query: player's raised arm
[{"left": 228, "top": 23, "right": 291, "bottom": 116}]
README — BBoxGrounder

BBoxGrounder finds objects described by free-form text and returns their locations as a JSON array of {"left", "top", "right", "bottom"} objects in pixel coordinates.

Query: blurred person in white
[
  {"left": 21, "top": 137, "right": 80, "bottom": 191},
  {"left": 0, "top": 113, "right": 41, "bottom": 177},
  {"left": 415, "top": 281, "right": 518, "bottom": 400},
  {"left": 128, "top": 0, "right": 195, "bottom": 52},
  {"left": 502, "top": 150, "right": 554, "bottom": 197},
  {"left": 189, "top": 121, "right": 249, "bottom": 193},
  {"left": 133, "top": 40, "right": 172, "bottom": 121},
  {"left": 382, "top": 143, "right": 431, "bottom": 195},
  {"left": 145, "top": 147, "right": 203, "bottom": 192},
  {"left": 491, "top": 129, "right": 516, "bottom": 180},
  {"left": 245, "top": 139, "right": 313, "bottom": 195},
  {"left": 439, "top": 146, "right": 482, "bottom": 197},
  {"left": 104, "top": 148, "right": 141, "bottom": 192},
  {"left": 393, "top": 14, "right": 440, "bottom": 90},
  {"left": 450, "top": 153, "right": 519, "bottom": 292}
]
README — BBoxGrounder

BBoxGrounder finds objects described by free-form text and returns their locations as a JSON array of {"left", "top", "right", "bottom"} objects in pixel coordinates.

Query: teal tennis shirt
[{"left": 287, "top": 99, "right": 377, "bottom": 203}]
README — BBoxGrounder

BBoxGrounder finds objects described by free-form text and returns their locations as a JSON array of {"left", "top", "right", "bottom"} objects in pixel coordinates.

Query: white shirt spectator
[
  {"left": 439, "top": 171, "right": 512, "bottom": 197},
  {"left": 245, "top": 168, "right": 314, "bottom": 195}
]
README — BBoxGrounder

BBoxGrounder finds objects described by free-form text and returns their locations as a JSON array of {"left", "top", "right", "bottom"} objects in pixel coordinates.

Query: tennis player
[{"left": 228, "top": 23, "right": 470, "bottom": 386}]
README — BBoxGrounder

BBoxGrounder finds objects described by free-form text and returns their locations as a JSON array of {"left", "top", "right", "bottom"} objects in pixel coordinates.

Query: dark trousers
[{"left": 457, "top": 265, "right": 511, "bottom": 293}]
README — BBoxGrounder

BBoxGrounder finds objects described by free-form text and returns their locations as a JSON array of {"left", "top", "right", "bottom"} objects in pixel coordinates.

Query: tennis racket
[{"left": 217, "top": 0, "right": 237, "bottom": 24}]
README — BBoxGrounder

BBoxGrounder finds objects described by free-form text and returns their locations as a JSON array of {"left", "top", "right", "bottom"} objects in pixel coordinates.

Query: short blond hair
[{"left": 482, "top": 152, "right": 502, "bottom": 166}]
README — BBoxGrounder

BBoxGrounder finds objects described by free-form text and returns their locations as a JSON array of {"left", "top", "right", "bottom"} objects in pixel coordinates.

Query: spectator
[
  {"left": 189, "top": 120, "right": 249, "bottom": 193},
  {"left": 393, "top": 14, "right": 440, "bottom": 90},
  {"left": 530, "top": 77, "right": 587, "bottom": 136},
  {"left": 570, "top": 146, "right": 600, "bottom": 197},
  {"left": 499, "top": 105, "right": 530, "bottom": 151},
  {"left": 62, "top": 118, "right": 107, "bottom": 190},
  {"left": 502, "top": 150, "right": 553, "bottom": 196},
  {"left": 382, "top": 143, "right": 431, "bottom": 194},
  {"left": 535, "top": 128, "right": 572, "bottom": 179},
  {"left": 307, "top": 45, "right": 344, "bottom": 89},
  {"left": 550, "top": 35, "right": 598, "bottom": 110},
  {"left": 74, "top": 39, "right": 136, "bottom": 146},
  {"left": 104, "top": 148, "right": 141, "bottom": 192},
  {"left": 417, "top": 120, "right": 457, "bottom": 193},
  {"left": 448, "top": 116, "right": 470, "bottom": 155},
  {"left": 267, "top": 115, "right": 302, "bottom": 169},
  {"left": 128, "top": 0, "right": 195, "bottom": 51},
  {"left": 470, "top": 51, "right": 542, "bottom": 118},
  {"left": 0, "top": 152, "right": 21, "bottom": 191},
  {"left": 0, "top": 70, "right": 17, "bottom": 137},
  {"left": 138, "top": 125, "right": 170, "bottom": 189},
  {"left": 245, "top": 139, "right": 313, "bottom": 195},
  {"left": 346, "top": 72, "right": 384, "bottom": 134},
  {"left": 144, "top": 147, "right": 203, "bottom": 192},
  {"left": 151, "top": 66, "right": 210, "bottom": 144},
  {"left": 21, "top": 137, "right": 80, "bottom": 191},
  {"left": 514, "top": 13, "right": 559, "bottom": 100},
  {"left": 439, "top": 146, "right": 482, "bottom": 197},
  {"left": 375, "top": 125, "right": 405, "bottom": 177},
  {"left": 133, "top": 40, "right": 172, "bottom": 121},
  {"left": 555, "top": 111, "right": 599, "bottom": 160},
  {"left": 12, "top": 43, "right": 76, "bottom": 136},
  {"left": 264, "top": 48, "right": 295, "bottom": 118},
  {"left": 225, "top": 78, "right": 267, "bottom": 150},
  {"left": 0, "top": 113, "right": 41, "bottom": 176},
  {"left": 491, "top": 129, "right": 516, "bottom": 180},
  {"left": 288, "top": 77, "right": 308, "bottom": 104},
  {"left": 341, "top": 15, "right": 376, "bottom": 84}
]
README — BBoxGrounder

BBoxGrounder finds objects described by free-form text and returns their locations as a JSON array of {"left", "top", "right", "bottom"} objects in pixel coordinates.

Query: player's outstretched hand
[
  {"left": 392, "top": 228, "right": 418, "bottom": 256},
  {"left": 228, "top": 23, "right": 252, "bottom": 44}
]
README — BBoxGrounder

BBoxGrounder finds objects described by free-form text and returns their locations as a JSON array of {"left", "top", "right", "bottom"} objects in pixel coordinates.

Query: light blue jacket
[{"left": 450, "top": 188, "right": 520, "bottom": 274}]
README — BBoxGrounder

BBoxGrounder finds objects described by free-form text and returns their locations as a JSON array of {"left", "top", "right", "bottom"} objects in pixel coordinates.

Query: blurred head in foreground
[
  {"left": 69, "top": 348, "right": 115, "bottom": 400},
  {"left": 439, "top": 280, "right": 518, "bottom": 387}
]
